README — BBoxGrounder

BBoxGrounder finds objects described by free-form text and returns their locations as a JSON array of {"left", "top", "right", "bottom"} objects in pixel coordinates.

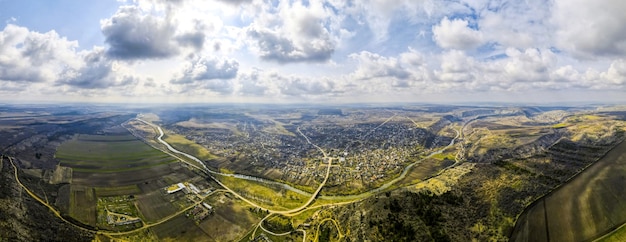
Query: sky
[{"left": 0, "top": 0, "right": 626, "bottom": 104}]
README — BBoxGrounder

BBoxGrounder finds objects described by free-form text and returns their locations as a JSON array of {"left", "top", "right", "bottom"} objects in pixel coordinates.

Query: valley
[{"left": 1, "top": 104, "right": 626, "bottom": 241}]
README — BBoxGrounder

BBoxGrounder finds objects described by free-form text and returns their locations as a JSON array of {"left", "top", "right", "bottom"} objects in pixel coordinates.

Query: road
[
  {"left": 130, "top": 117, "right": 464, "bottom": 239},
  {"left": 3, "top": 153, "right": 233, "bottom": 237},
  {"left": 3, "top": 156, "right": 96, "bottom": 233},
  {"left": 135, "top": 118, "right": 333, "bottom": 215},
  {"left": 4, "top": 115, "right": 466, "bottom": 240},
  {"left": 127, "top": 118, "right": 311, "bottom": 196},
  {"left": 314, "top": 218, "right": 344, "bottom": 241},
  {"left": 320, "top": 126, "right": 460, "bottom": 200}
]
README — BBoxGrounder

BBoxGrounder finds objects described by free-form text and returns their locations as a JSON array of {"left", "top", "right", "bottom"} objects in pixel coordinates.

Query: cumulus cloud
[
  {"left": 350, "top": 51, "right": 410, "bottom": 81},
  {"left": 277, "top": 75, "right": 337, "bottom": 96},
  {"left": 476, "top": 0, "right": 551, "bottom": 49},
  {"left": 58, "top": 48, "right": 140, "bottom": 89},
  {"left": 231, "top": 69, "right": 343, "bottom": 99},
  {"left": 0, "top": 24, "right": 80, "bottom": 83},
  {"left": 246, "top": 0, "right": 335, "bottom": 63},
  {"left": 170, "top": 55, "right": 239, "bottom": 85},
  {"left": 602, "top": 59, "right": 626, "bottom": 85},
  {"left": 101, "top": 5, "right": 180, "bottom": 59},
  {"left": 235, "top": 69, "right": 270, "bottom": 96},
  {"left": 552, "top": 0, "right": 626, "bottom": 58},
  {"left": 432, "top": 17, "right": 483, "bottom": 50}
]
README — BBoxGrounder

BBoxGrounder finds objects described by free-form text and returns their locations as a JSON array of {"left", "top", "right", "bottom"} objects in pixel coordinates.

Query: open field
[
  {"left": 56, "top": 134, "right": 176, "bottom": 173},
  {"left": 162, "top": 132, "right": 217, "bottom": 161},
  {"left": 199, "top": 192, "right": 261, "bottom": 241},
  {"left": 71, "top": 163, "right": 186, "bottom": 187},
  {"left": 151, "top": 214, "right": 207, "bottom": 241},
  {"left": 69, "top": 185, "right": 97, "bottom": 226},
  {"left": 511, "top": 140, "right": 626, "bottom": 241},
  {"left": 217, "top": 175, "right": 310, "bottom": 211},
  {"left": 55, "top": 132, "right": 206, "bottom": 232},
  {"left": 136, "top": 190, "right": 178, "bottom": 223},
  {"left": 94, "top": 185, "right": 142, "bottom": 197},
  {"left": 393, "top": 158, "right": 455, "bottom": 188}
]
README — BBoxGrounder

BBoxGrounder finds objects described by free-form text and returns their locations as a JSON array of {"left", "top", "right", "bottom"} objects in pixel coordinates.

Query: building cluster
[
  {"left": 171, "top": 115, "right": 448, "bottom": 188},
  {"left": 186, "top": 203, "right": 213, "bottom": 223},
  {"left": 166, "top": 182, "right": 202, "bottom": 195}
]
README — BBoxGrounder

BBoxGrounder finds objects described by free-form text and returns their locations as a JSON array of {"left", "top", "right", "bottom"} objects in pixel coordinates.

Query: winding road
[{"left": 135, "top": 118, "right": 332, "bottom": 215}]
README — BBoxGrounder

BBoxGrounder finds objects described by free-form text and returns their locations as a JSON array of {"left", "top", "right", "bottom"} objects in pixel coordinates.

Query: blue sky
[{"left": 1, "top": 0, "right": 625, "bottom": 104}]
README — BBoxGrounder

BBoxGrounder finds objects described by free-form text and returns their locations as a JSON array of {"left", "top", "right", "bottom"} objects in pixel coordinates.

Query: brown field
[
  {"left": 135, "top": 190, "right": 178, "bottom": 223},
  {"left": 511, "top": 140, "right": 626, "bottom": 241},
  {"left": 71, "top": 163, "right": 185, "bottom": 187},
  {"left": 69, "top": 185, "right": 97, "bottom": 226}
]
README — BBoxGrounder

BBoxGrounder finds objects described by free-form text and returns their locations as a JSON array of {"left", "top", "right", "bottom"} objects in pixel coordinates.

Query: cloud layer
[{"left": 1, "top": 0, "right": 625, "bottom": 103}]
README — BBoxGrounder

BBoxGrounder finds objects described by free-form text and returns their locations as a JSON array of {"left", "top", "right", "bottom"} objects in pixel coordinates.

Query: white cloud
[
  {"left": 552, "top": 0, "right": 626, "bottom": 58},
  {"left": 170, "top": 55, "right": 239, "bottom": 85},
  {"left": 101, "top": 5, "right": 180, "bottom": 59},
  {"left": 0, "top": 24, "right": 80, "bottom": 83},
  {"left": 477, "top": 0, "right": 551, "bottom": 49},
  {"left": 432, "top": 17, "right": 483, "bottom": 50},
  {"left": 246, "top": 0, "right": 336, "bottom": 63},
  {"left": 58, "top": 48, "right": 141, "bottom": 89},
  {"left": 601, "top": 59, "right": 626, "bottom": 85},
  {"left": 3, "top": 0, "right": 626, "bottom": 103},
  {"left": 349, "top": 51, "right": 410, "bottom": 81}
]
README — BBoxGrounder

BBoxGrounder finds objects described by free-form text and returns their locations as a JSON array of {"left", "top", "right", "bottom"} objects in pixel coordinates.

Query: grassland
[
  {"left": 162, "top": 132, "right": 217, "bottom": 161},
  {"left": 218, "top": 175, "right": 309, "bottom": 211}
]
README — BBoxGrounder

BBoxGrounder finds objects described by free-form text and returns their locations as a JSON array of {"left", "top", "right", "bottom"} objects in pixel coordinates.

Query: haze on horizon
[{"left": 0, "top": 0, "right": 625, "bottom": 104}]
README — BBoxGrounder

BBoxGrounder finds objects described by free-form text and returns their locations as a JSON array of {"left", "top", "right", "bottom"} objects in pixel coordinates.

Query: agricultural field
[
  {"left": 69, "top": 185, "right": 97, "bottom": 226},
  {"left": 54, "top": 132, "right": 210, "bottom": 235},
  {"left": 135, "top": 190, "right": 178, "bottom": 223},
  {"left": 197, "top": 192, "right": 261, "bottom": 241},
  {"left": 56, "top": 134, "right": 176, "bottom": 173},
  {"left": 511, "top": 139, "right": 626, "bottom": 241}
]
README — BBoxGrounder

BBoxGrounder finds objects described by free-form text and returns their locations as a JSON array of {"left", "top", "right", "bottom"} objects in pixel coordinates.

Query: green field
[
  {"left": 57, "top": 133, "right": 185, "bottom": 229},
  {"left": 69, "top": 185, "right": 97, "bottom": 226},
  {"left": 57, "top": 134, "right": 177, "bottom": 173},
  {"left": 599, "top": 224, "right": 626, "bottom": 242},
  {"left": 162, "top": 133, "right": 217, "bottom": 161},
  {"left": 218, "top": 175, "right": 309, "bottom": 211}
]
